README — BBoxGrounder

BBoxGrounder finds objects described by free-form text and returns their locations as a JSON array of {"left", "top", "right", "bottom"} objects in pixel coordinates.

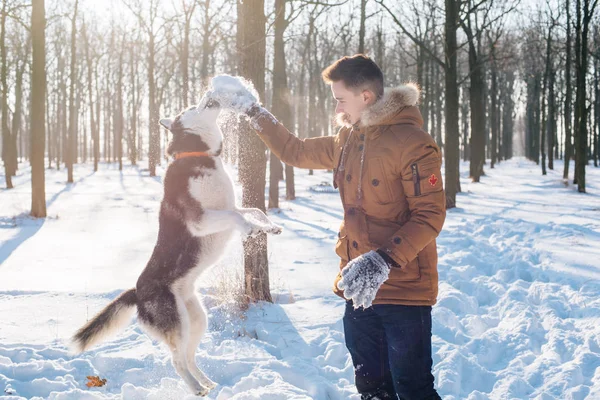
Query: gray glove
[{"left": 337, "top": 250, "right": 391, "bottom": 309}]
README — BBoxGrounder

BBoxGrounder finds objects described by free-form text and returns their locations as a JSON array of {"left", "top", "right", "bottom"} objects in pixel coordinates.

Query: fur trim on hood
[{"left": 335, "top": 83, "right": 421, "bottom": 128}]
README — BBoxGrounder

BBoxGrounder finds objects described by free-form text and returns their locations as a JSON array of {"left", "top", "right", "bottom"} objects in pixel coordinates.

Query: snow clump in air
[{"left": 208, "top": 74, "right": 260, "bottom": 114}]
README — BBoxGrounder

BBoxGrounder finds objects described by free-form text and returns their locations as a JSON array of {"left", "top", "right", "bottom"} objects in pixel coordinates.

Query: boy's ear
[
  {"left": 159, "top": 118, "right": 173, "bottom": 130},
  {"left": 362, "top": 89, "right": 376, "bottom": 105}
]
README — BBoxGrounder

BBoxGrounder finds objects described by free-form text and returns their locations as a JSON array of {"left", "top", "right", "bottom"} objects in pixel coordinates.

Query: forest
[{"left": 1, "top": 0, "right": 597, "bottom": 213}]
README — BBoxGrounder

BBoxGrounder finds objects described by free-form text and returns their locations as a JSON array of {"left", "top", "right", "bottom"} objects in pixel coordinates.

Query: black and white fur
[{"left": 71, "top": 95, "right": 282, "bottom": 396}]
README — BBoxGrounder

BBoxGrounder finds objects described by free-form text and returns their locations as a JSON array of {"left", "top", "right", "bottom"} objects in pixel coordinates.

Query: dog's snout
[{"left": 205, "top": 99, "right": 220, "bottom": 109}]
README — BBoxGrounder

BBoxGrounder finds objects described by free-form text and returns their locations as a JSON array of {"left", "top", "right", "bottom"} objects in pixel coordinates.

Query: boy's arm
[{"left": 248, "top": 106, "right": 336, "bottom": 170}]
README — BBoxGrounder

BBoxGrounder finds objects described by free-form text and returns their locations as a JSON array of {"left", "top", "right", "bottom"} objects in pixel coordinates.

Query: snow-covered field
[{"left": 0, "top": 158, "right": 599, "bottom": 400}]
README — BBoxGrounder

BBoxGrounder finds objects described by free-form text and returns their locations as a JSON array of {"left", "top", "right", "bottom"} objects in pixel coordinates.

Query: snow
[
  {"left": 337, "top": 250, "right": 390, "bottom": 310},
  {"left": 208, "top": 75, "right": 259, "bottom": 114},
  {"left": 0, "top": 158, "right": 599, "bottom": 399}
]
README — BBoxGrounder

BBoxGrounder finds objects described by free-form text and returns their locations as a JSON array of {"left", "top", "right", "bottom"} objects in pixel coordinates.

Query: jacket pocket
[
  {"left": 402, "top": 159, "right": 442, "bottom": 197},
  {"left": 368, "top": 158, "right": 394, "bottom": 204},
  {"left": 366, "top": 216, "right": 403, "bottom": 247},
  {"left": 410, "top": 163, "right": 421, "bottom": 196}
]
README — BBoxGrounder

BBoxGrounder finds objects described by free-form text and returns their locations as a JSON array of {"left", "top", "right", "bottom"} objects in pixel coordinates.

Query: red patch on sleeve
[{"left": 428, "top": 174, "right": 438, "bottom": 186}]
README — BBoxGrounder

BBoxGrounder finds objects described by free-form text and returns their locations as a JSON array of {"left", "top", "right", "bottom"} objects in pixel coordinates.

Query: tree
[
  {"left": 269, "top": 0, "right": 291, "bottom": 208},
  {"left": 0, "top": 0, "right": 25, "bottom": 188},
  {"left": 358, "top": 0, "right": 367, "bottom": 53},
  {"left": 460, "top": 0, "right": 515, "bottom": 182},
  {"left": 573, "top": 0, "right": 598, "bottom": 192},
  {"left": 179, "top": 0, "right": 196, "bottom": 107},
  {"left": 541, "top": 9, "right": 558, "bottom": 173},
  {"left": 82, "top": 19, "right": 100, "bottom": 171},
  {"left": 67, "top": 0, "right": 78, "bottom": 183},
  {"left": 237, "top": 0, "right": 271, "bottom": 303},
  {"left": 564, "top": 0, "right": 573, "bottom": 181},
  {"left": 124, "top": 0, "right": 164, "bottom": 177},
  {"left": 445, "top": 0, "right": 460, "bottom": 208},
  {"left": 31, "top": 0, "right": 46, "bottom": 217}
]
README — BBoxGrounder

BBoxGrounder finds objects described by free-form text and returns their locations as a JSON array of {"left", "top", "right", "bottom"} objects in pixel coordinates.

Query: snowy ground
[{"left": 0, "top": 157, "right": 599, "bottom": 400}]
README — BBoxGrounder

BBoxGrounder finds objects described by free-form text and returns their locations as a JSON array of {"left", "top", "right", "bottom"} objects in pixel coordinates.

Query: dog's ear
[{"left": 159, "top": 118, "right": 173, "bottom": 131}]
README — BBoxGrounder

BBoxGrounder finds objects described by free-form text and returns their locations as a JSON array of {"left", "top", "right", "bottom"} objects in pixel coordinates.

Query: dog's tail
[{"left": 71, "top": 288, "right": 137, "bottom": 354}]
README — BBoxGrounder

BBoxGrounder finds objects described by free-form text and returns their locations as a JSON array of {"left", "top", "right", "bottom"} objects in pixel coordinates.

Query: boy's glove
[{"left": 337, "top": 250, "right": 393, "bottom": 309}]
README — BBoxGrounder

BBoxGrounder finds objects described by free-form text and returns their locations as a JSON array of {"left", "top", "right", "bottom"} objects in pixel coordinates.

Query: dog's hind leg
[
  {"left": 160, "top": 294, "right": 209, "bottom": 396},
  {"left": 165, "top": 331, "right": 209, "bottom": 396},
  {"left": 185, "top": 295, "right": 217, "bottom": 390}
]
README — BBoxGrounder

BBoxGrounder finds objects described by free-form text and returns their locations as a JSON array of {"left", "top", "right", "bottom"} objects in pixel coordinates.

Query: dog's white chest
[{"left": 187, "top": 160, "right": 235, "bottom": 210}]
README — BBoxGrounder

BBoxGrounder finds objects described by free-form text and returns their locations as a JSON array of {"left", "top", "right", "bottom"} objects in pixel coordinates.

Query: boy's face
[{"left": 331, "top": 80, "right": 376, "bottom": 125}]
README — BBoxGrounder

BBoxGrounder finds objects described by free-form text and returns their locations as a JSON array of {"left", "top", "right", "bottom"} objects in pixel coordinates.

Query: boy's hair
[{"left": 321, "top": 54, "right": 384, "bottom": 98}]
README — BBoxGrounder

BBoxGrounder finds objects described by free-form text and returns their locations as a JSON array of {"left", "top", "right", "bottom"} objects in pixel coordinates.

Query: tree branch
[{"left": 375, "top": 0, "right": 445, "bottom": 68}]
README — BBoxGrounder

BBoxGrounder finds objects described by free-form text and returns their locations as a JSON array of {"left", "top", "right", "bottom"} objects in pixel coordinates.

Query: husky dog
[{"left": 71, "top": 94, "right": 282, "bottom": 396}]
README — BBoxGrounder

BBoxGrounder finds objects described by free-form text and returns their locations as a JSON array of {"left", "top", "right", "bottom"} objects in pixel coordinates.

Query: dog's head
[{"left": 160, "top": 94, "right": 223, "bottom": 157}]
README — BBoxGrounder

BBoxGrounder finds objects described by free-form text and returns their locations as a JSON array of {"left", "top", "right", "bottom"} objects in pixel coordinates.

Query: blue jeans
[{"left": 343, "top": 301, "right": 441, "bottom": 400}]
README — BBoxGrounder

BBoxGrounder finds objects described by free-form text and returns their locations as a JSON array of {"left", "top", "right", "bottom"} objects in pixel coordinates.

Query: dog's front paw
[
  {"left": 267, "top": 224, "right": 283, "bottom": 235},
  {"left": 195, "top": 385, "right": 210, "bottom": 397},
  {"left": 245, "top": 224, "right": 264, "bottom": 238}
]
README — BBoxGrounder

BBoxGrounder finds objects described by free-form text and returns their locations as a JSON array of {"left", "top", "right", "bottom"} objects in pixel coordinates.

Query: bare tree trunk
[
  {"left": 358, "top": 0, "right": 367, "bottom": 53},
  {"left": 129, "top": 43, "right": 138, "bottom": 165},
  {"left": 461, "top": 87, "right": 469, "bottom": 161},
  {"left": 306, "top": 15, "right": 317, "bottom": 176},
  {"left": 548, "top": 70, "right": 556, "bottom": 170},
  {"left": 526, "top": 74, "right": 542, "bottom": 164},
  {"left": 237, "top": 0, "right": 272, "bottom": 303},
  {"left": 12, "top": 57, "right": 26, "bottom": 174},
  {"left": 445, "top": 0, "right": 460, "bottom": 208},
  {"left": 67, "top": 0, "right": 78, "bottom": 183},
  {"left": 1, "top": 1, "right": 14, "bottom": 188},
  {"left": 417, "top": 48, "right": 425, "bottom": 126},
  {"left": 269, "top": 0, "right": 291, "bottom": 208},
  {"left": 94, "top": 61, "right": 101, "bottom": 166},
  {"left": 490, "top": 47, "right": 498, "bottom": 169},
  {"left": 574, "top": 0, "right": 582, "bottom": 184},
  {"left": 60, "top": 56, "right": 67, "bottom": 166},
  {"left": 542, "top": 22, "right": 556, "bottom": 175},
  {"left": 104, "top": 64, "right": 111, "bottom": 163},
  {"left": 574, "top": 0, "right": 597, "bottom": 192},
  {"left": 435, "top": 61, "right": 444, "bottom": 151},
  {"left": 82, "top": 95, "right": 87, "bottom": 163},
  {"left": 48, "top": 76, "right": 54, "bottom": 169},
  {"left": 200, "top": 0, "right": 212, "bottom": 83},
  {"left": 422, "top": 54, "right": 430, "bottom": 132},
  {"left": 181, "top": 1, "right": 196, "bottom": 105},
  {"left": 31, "top": 0, "right": 47, "bottom": 218},
  {"left": 595, "top": 50, "right": 600, "bottom": 167},
  {"left": 502, "top": 70, "right": 515, "bottom": 160},
  {"left": 148, "top": 33, "right": 159, "bottom": 176},
  {"left": 428, "top": 57, "right": 435, "bottom": 143},
  {"left": 468, "top": 45, "right": 486, "bottom": 182},
  {"left": 541, "top": 81, "right": 547, "bottom": 176},
  {"left": 83, "top": 21, "right": 98, "bottom": 171},
  {"left": 116, "top": 40, "right": 124, "bottom": 171}
]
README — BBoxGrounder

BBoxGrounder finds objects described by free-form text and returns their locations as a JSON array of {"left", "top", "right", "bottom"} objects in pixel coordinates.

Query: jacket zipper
[{"left": 411, "top": 163, "right": 421, "bottom": 196}]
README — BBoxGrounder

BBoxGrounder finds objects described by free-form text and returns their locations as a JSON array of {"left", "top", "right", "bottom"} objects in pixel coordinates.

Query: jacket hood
[{"left": 335, "top": 83, "right": 423, "bottom": 129}]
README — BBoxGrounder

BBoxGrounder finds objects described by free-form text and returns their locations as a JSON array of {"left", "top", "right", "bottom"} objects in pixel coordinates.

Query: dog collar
[{"left": 174, "top": 151, "right": 211, "bottom": 160}]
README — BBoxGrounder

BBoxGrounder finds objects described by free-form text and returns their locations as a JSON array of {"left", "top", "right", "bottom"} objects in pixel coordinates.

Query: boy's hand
[{"left": 337, "top": 250, "right": 391, "bottom": 309}]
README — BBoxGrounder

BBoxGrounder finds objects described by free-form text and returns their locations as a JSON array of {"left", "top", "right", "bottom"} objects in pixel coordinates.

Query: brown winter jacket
[{"left": 250, "top": 84, "right": 446, "bottom": 306}]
